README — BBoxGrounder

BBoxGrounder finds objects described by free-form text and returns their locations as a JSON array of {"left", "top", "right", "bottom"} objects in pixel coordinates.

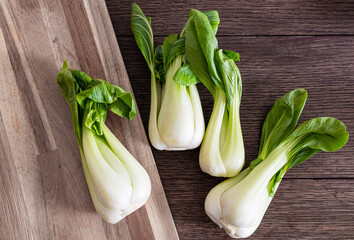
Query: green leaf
[
  {"left": 286, "top": 117, "right": 349, "bottom": 170},
  {"left": 267, "top": 168, "right": 285, "bottom": 197},
  {"left": 166, "top": 36, "right": 185, "bottom": 69},
  {"left": 154, "top": 45, "right": 165, "bottom": 82},
  {"left": 173, "top": 63, "right": 199, "bottom": 86},
  {"left": 222, "top": 49, "right": 240, "bottom": 62},
  {"left": 76, "top": 79, "right": 136, "bottom": 122},
  {"left": 56, "top": 61, "right": 82, "bottom": 145},
  {"left": 131, "top": 3, "right": 154, "bottom": 72},
  {"left": 57, "top": 61, "right": 137, "bottom": 149},
  {"left": 191, "top": 10, "right": 223, "bottom": 91},
  {"left": 71, "top": 69, "right": 92, "bottom": 90},
  {"left": 180, "top": 10, "right": 219, "bottom": 37},
  {"left": 83, "top": 101, "right": 108, "bottom": 136},
  {"left": 258, "top": 89, "right": 307, "bottom": 159},
  {"left": 214, "top": 49, "right": 242, "bottom": 104},
  {"left": 57, "top": 61, "right": 137, "bottom": 137},
  {"left": 109, "top": 88, "right": 136, "bottom": 121},
  {"left": 76, "top": 79, "right": 115, "bottom": 108},
  {"left": 266, "top": 116, "right": 348, "bottom": 196},
  {"left": 162, "top": 34, "right": 178, "bottom": 71},
  {"left": 185, "top": 12, "right": 215, "bottom": 96},
  {"left": 184, "top": 9, "right": 243, "bottom": 107},
  {"left": 154, "top": 45, "right": 163, "bottom": 63},
  {"left": 203, "top": 10, "right": 220, "bottom": 35}
]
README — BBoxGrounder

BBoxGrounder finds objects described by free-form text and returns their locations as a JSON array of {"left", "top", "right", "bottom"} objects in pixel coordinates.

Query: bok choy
[
  {"left": 56, "top": 61, "right": 151, "bottom": 224},
  {"left": 205, "top": 89, "right": 349, "bottom": 238},
  {"left": 184, "top": 9, "right": 244, "bottom": 177},
  {"left": 131, "top": 4, "right": 209, "bottom": 150}
]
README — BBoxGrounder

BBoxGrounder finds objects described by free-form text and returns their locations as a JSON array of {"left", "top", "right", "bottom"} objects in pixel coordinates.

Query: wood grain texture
[
  {"left": 107, "top": 0, "right": 354, "bottom": 36},
  {"left": 0, "top": 112, "right": 33, "bottom": 240},
  {"left": 0, "top": 0, "right": 178, "bottom": 239},
  {"left": 106, "top": 1, "right": 354, "bottom": 239}
]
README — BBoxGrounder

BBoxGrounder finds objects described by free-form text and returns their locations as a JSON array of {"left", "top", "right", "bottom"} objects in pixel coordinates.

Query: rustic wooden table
[{"left": 106, "top": 1, "right": 354, "bottom": 239}]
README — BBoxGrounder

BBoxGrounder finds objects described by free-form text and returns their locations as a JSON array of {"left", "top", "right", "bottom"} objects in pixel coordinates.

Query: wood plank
[
  {"left": 118, "top": 35, "right": 354, "bottom": 179},
  {"left": 0, "top": 114, "right": 33, "bottom": 240},
  {"left": 0, "top": 26, "right": 50, "bottom": 240},
  {"left": 0, "top": 0, "right": 178, "bottom": 239},
  {"left": 0, "top": 2, "right": 56, "bottom": 155},
  {"left": 106, "top": 0, "right": 354, "bottom": 36}
]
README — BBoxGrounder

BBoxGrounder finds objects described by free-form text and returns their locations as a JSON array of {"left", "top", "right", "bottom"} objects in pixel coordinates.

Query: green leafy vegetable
[
  {"left": 258, "top": 88, "right": 307, "bottom": 159},
  {"left": 205, "top": 89, "right": 349, "bottom": 238},
  {"left": 131, "top": 4, "right": 154, "bottom": 71},
  {"left": 184, "top": 9, "right": 244, "bottom": 177},
  {"left": 57, "top": 61, "right": 150, "bottom": 224},
  {"left": 131, "top": 4, "right": 217, "bottom": 150},
  {"left": 153, "top": 45, "right": 165, "bottom": 82},
  {"left": 202, "top": 10, "right": 220, "bottom": 34},
  {"left": 173, "top": 63, "right": 199, "bottom": 86},
  {"left": 222, "top": 49, "right": 240, "bottom": 62},
  {"left": 165, "top": 37, "right": 185, "bottom": 70},
  {"left": 162, "top": 34, "right": 179, "bottom": 70}
]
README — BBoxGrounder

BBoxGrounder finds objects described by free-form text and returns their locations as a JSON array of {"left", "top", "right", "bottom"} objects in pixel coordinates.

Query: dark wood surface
[{"left": 106, "top": 0, "right": 354, "bottom": 239}]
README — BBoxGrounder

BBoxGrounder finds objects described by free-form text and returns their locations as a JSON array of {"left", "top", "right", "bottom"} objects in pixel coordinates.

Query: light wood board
[{"left": 0, "top": 0, "right": 178, "bottom": 239}]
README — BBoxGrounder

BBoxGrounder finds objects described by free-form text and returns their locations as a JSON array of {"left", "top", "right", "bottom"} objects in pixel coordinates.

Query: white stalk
[
  {"left": 148, "top": 71, "right": 167, "bottom": 150},
  {"left": 205, "top": 142, "right": 293, "bottom": 238},
  {"left": 95, "top": 136, "right": 131, "bottom": 185},
  {"left": 220, "top": 90, "right": 244, "bottom": 177},
  {"left": 83, "top": 125, "right": 132, "bottom": 211},
  {"left": 205, "top": 169, "right": 249, "bottom": 228},
  {"left": 199, "top": 88, "right": 227, "bottom": 175},
  {"left": 149, "top": 55, "right": 205, "bottom": 150},
  {"left": 102, "top": 123, "right": 151, "bottom": 214},
  {"left": 185, "top": 84, "right": 205, "bottom": 149},
  {"left": 158, "top": 56, "right": 194, "bottom": 148},
  {"left": 199, "top": 88, "right": 244, "bottom": 177},
  {"left": 81, "top": 124, "right": 151, "bottom": 224},
  {"left": 81, "top": 148, "right": 133, "bottom": 224}
]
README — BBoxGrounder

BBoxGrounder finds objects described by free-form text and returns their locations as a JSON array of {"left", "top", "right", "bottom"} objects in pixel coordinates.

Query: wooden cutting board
[{"left": 0, "top": 0, "right": 178, "bottom": 239}]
